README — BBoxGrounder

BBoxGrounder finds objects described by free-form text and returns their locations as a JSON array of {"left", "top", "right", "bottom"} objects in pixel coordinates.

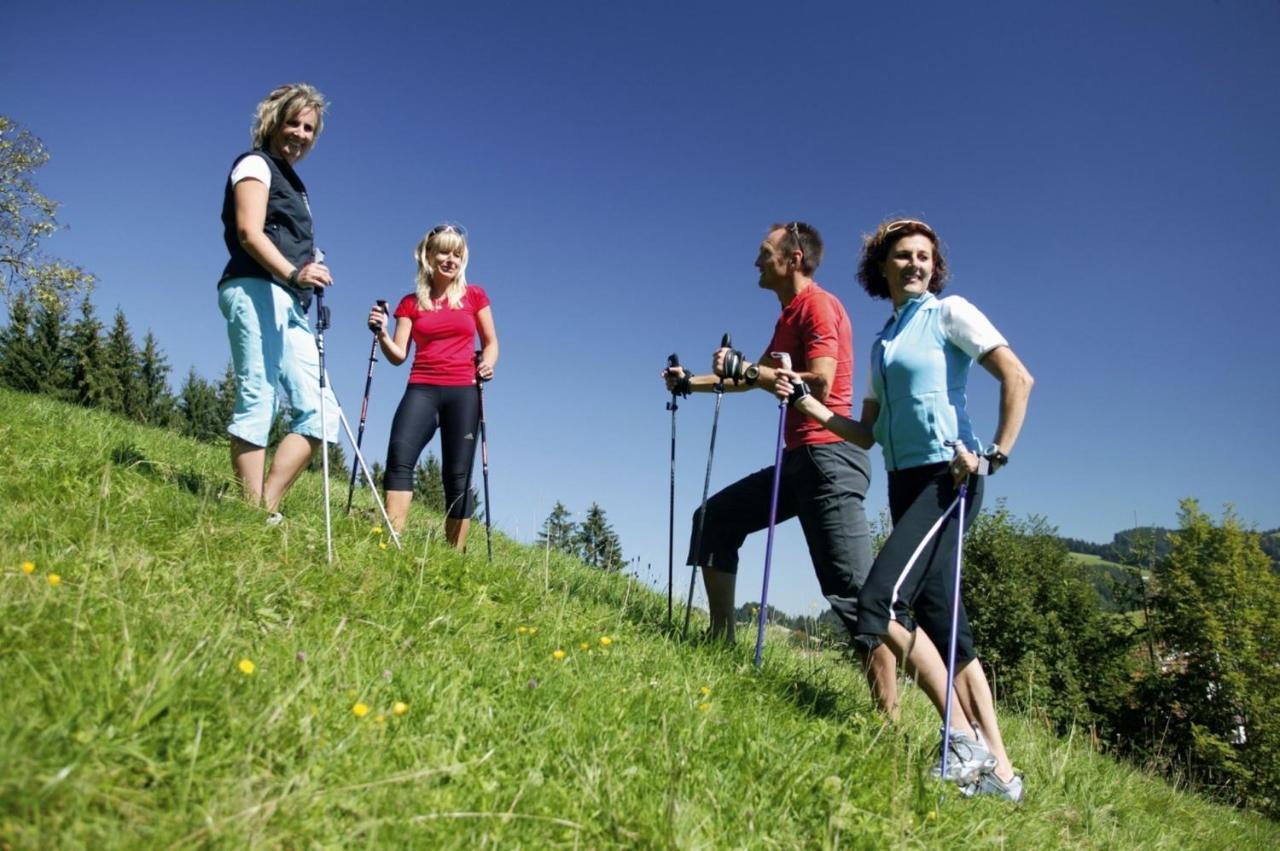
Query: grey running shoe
[
  {"left": 963, "top": 771, "right": 1025, "bottom": 803},
  {"left": 931, "top": 730, "right": 998, "bottom": 785},
  {"left": 266, "top": 512, "right": 284, "bottom": 527}
]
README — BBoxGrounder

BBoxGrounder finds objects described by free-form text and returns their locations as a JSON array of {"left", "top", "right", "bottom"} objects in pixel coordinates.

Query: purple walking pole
[
  {"left": 754, "top": 352, "right": 792, "bottom": 667},
  {"left": 938, "top": 479, "right": 968, "bottom": 789}
]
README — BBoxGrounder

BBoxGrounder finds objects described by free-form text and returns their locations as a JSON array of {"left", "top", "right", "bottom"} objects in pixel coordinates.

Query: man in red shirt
[{"left": 664, "top": 222, "right": 896, "bottom": 712}]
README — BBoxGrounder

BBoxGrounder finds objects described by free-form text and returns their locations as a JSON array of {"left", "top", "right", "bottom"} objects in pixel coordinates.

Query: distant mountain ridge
[{"left": 1061, "top": 525, "right": 1280, "bottom": 571}]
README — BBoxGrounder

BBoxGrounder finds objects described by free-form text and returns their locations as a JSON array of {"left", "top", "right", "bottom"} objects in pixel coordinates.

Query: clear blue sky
[{"left": 4, "top": 0, "right": 1277, "bottom": 616}]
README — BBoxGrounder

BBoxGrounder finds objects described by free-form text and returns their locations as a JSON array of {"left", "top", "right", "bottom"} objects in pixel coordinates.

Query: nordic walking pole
[
  {"left": 312, "top": 257, "right": 334, "bottom": 565},
  {"left": 939, "top": 444, "right": 970, "bottom": 793},
  {"left": 475, "top": 352, "right": 493, "bottom": 563},
  {"left": 753, "top": 351, "right": 791, "bottom": 666},
  {"left": 329, "top": 385, "right": 401, "bottom": 549},
  {"left": 346, "top": 299, "right": 389, "bottom": 514},
  {"left": 683, "top": 333, "right": 731, "bottom": 638},
  {"left": 665, "top": 353, "right": 681, "bottom": 629}
]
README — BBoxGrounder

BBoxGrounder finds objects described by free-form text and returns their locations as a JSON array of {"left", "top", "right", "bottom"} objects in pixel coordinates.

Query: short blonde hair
[
  {"left": 250, "top": 83, "right": 328, "bottom": 155},
  {"left": 414, "top": 225, "right": 470, "bottom": 310}
]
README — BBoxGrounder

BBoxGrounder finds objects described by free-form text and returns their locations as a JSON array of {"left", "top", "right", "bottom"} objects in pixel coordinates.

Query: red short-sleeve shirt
[
  {"left": 394, "top": 286, "right": 491, "bottom": 386},
  {"left": 764, "top": 283, "right": 854, "bottom": 450}
]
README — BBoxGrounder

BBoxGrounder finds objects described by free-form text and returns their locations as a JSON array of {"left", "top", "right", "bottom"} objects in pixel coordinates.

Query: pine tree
[
  {"left": 216, "top": 360, "right": 237, "bottom": 435},
  {"left": 102, "top": 308, "right": 141, "bottom": 417},
  {"left": 29, "top": 297, "right": 71, "bottom": 399},
  {"left": 177, "top": 367, "right": 223, "bottom": 442},
  {"left": 136, "top": 331, "right": 174, "bottom": 426},
  {"left": 413, "top": 452, "right": 482, "bottom": 518},
  {"left": 66, "top": 297, "right": 107, "bottom": 408},
  {"left": 537, "top": 501, "right": 577, "bottom": 554},
  {"left": 0, "top": 292, "right": 38, "bottom": 391},
  {"left": 574, "top": 503, "right": 624, "bottom": 571}
]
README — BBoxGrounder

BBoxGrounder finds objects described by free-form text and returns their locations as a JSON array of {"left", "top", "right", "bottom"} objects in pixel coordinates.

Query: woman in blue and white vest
[
  {"left": 776, "top": 218, "right": 1034, "bottom": 802},
  {"left": 217, "top": 83, "right": 338, "bottom": 520}
]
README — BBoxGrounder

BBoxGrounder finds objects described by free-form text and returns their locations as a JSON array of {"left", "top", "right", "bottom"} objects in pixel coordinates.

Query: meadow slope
[{"left": 1, "top": 389, "right": 1275, "bottom": 848}]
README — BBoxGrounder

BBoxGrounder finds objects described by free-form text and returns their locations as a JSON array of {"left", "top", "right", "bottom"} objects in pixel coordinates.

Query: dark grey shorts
[{"left": 687, "top": 441, "right": 873, "bottom": 642}]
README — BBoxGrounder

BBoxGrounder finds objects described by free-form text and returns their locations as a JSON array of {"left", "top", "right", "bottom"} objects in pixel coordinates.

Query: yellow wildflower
[
  {"left": 579, "top": 642, "right": 589, "bottom": 651},
  {"left": 352, "top": 702, "right": 370, "bottom": 718},
  {"left": 600, "top": 635, "right": 613, "bottom": 646},
  {"left": 527, "top": 627, "right": 538, "bottom": 636},
  {"left": 47, "top": 574, "right": 61, "bottom": 587},
  {"left": 393, "top": 701, "right": 409, "bottom": 716},
  {"left": 516, "top": 626, "right": 528, "bottom": 635},
  {"left": 21, "top": 561, "right": 35, "bottom": 574},
  {"left": 238, "top": 659, "right": 256, "bottom": 676},
  {"left": 373, "top": 525, "right": 384, "bottom": 535},
  {"left": 375, "top": 714, "right": 386, "bottom": 724},
  {"left": 926, "top": 810, "right": 937, "bottom": 822},
  {"left": 697, "top": 702, "right": 711, "bottom": 712},
  {"left": 379, "top": 542, "right": 388, "bottom": 550},
  {"left": 552, "top": 649, "right": 566, "bottom": 661},
  {"left": 699, "top": 685, "right": 711, "bottom": 696}
]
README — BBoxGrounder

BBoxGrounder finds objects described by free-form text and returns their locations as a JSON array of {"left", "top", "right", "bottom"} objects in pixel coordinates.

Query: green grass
[{"left": 1, "top": 388, "right": 1275, "bottom": 848}]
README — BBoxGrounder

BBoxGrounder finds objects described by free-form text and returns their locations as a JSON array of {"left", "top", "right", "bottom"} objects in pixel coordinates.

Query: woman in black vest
[{"left": 217, "top": 83, "right": 337, "bottom": 521}]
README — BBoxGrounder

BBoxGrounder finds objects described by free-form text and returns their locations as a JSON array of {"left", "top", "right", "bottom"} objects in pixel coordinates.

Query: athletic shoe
[
  {"left": 962, "top": 771, "right": 1024, "bottom": 803},
  {"left": 266, "top": 512, "right": 284, "bottom": 527},
  {"left": 931, "top": 730, "right": 998, "bottom": 785}
]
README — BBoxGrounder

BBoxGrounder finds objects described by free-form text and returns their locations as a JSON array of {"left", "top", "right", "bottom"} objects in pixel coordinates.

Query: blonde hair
[
  {"left": 414, "top": 226, "right": 469, "bottom": 310},
  {"left": 250, "top": 83, "right": 328, "bottom": 155}
]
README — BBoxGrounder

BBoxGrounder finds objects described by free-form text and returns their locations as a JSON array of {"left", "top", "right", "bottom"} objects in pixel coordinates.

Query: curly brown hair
[{"left": 856, "top": 218, "right": 948, "bottom": 300}]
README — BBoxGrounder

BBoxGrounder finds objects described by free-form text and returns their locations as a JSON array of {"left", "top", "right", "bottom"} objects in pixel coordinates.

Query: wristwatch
[
  {"left": 744, "top": 363, "right": 760, "bottom": 386},
  {"left": 982, "top": 444, "right": 1008, "bottom": 475}
]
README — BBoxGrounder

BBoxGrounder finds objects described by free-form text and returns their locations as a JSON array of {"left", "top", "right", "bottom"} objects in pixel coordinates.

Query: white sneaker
[
  {"left": 963, "top": 771, "right": 1025, "bottom": 803},
  {"left": 931, "top": 730, "right": 998, "bottom": 786}
]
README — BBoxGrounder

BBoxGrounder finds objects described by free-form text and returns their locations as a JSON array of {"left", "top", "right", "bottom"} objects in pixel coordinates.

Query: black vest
[{"left": 219, "top": 148, "right": 316, "bottom": 308}]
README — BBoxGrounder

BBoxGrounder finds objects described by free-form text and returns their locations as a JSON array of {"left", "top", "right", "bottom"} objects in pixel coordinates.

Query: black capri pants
[
  {"left": 383, "top": 383, "right": 479, "bottom": 519},
  {"left": 856, "top": 462, "right": 983, "bottom": 667},
  {"left": 687, "top": 441, "right": 873, "bottom": 642}
]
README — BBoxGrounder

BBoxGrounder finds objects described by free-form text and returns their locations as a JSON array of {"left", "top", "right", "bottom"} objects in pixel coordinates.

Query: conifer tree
[
  {"left": 67, "top": 297, "right": 107, "bottom": 408},
  {"left": 29, "top": 297, "right": 71, "bottom": 399},
  {"left": 0, "top": 292, "right": 38, "bottom": 391},
  {"left": 574, "top": 503, "right": 624, "bottom": 571},
  {"left": 177, "top": 367, "right": 223, "bottom": 442},
  {"left": 216, "top": 360, "right": 237, "bottom": 435},
  {"left": 136, "top": 331, "right": 174, "bottom": 426},
  {"left": 537, "top": 501, "right": 577, "bottom": 554},
  {"left": 102, "top": 308, "right": 141, "bottom": 417}
]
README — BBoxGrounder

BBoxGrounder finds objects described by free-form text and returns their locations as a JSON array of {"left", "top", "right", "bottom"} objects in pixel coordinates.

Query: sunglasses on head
[
  {"left": 884, "top": 219, "right": 935, "bottom": 236},
  {"left": 428, "top": 223, "right": 467, "bottom": 239}
]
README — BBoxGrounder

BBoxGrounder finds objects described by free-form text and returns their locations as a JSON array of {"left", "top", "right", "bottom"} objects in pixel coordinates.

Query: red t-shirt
[
  {"left": 763, "top": 283, "right": 854, "bottom": 450},
  {"left": 394, "top": 286, "right": 491, "bottom": 386}
]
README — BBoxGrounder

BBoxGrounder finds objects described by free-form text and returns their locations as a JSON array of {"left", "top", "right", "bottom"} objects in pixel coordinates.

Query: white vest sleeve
[
  {"left": 229, "top": 154, "right": 271, "bottom": 188},
  {"left": 940, "top": 296, "right": 1008, "bottom": 360}
]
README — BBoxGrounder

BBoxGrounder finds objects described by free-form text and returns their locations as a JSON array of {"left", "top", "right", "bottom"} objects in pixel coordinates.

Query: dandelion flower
[
  {"left": 926, "top": 810, "right": 937, "bottom": 822},
  {"left": 238, "top": 659, "right": 256, "bottom": 676},
  {"left": 552, "top": 649, "right": 566, "bottom": 661},
  {"left": 393, "top": 701, "right": 409, "bottom": 716},
  {"left": 352, "top": 702, "right": 369, "bottom": 718},
  {"left": 599, "top": 635, "right": 613, "bottom": 646},
  {"left": 375, "top": 714, "right": 386, "bottom": 724},
  {"left": 516, "top": 626, "right": 528, "bottom": 635},
  {"left": 21, "top": 561, "right": 35, "bottom": 574},
  {"left": 47, "top": 574, "right": 61, "bottom": 587},
  {"left": 528, "top": 627, "right": 538, "bottom": 636},
  {"left": 379, "top": 542, "right": 388, "bottom": 551},
  {"left": 699, "top": 685, "right": 711, "bottom": 696},
  {"left": 697, "top": 702, "right": 711, "bottom": 712},
  {"left": 579, "top": 642, "right": 589, "bottom": 651},
  {"left": 373, "top": 525, "right": 384, "bottom": 535}
]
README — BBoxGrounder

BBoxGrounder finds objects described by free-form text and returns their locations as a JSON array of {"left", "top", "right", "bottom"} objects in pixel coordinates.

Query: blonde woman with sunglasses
[
  {"left": 368, "top": 225, "right": 498, "bottom": 547},
  {"left": 776, "top": 218, "right": 1034, "bottom": 802}
]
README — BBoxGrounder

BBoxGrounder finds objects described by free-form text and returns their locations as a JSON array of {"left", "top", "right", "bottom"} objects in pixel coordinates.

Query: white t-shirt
[{"left": 229, "top": 153, "right": 271, "bottom": 188}]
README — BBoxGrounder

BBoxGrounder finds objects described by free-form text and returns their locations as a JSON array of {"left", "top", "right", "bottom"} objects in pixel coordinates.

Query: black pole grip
[{"left": 667, "top": 353, "right": 680, "bottom": 369}]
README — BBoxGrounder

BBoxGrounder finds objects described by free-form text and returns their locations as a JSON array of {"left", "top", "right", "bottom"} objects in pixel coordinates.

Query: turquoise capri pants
[{"left": 218, "top": 276, "right": 339, "bottom": 447}]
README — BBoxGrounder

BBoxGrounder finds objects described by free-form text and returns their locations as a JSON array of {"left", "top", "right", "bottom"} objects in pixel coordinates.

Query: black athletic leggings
[{"left": 384, "top": 383, "right": 479, "bottom": 519}]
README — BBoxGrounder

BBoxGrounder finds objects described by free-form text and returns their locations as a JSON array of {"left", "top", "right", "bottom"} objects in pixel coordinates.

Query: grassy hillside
[{"left": 1, "top": 389, "right": 1275, "bottom": 848}]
